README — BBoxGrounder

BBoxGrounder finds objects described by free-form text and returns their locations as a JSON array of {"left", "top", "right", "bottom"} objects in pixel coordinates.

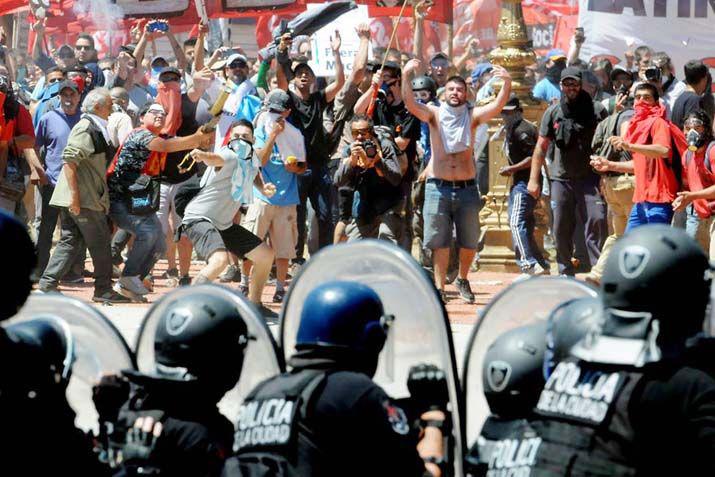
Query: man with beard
[
  {"left": 532, "top": 49, "right": 567, "bottom": 104},
  {"left": 402, "top": 59, "right": 512, "bottom": 303},
  {"left": 526, "top": 67, "right": 606, "bottom": 276},
  {"left": 276, "top": 31, "right": 345, "bottom": 262}
]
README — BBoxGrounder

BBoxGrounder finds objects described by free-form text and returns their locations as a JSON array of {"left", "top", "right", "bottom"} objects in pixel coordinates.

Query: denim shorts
[{"left": 423, "top": 179, "right": 480, "bottom": 249}]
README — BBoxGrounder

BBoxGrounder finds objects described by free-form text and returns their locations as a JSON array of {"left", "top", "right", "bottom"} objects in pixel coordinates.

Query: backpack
[
  {"left": 227, "top": 370, "right": 329, "bottom": 477},
  {"left": 665, "top": 122, "right": 688, "bottom": 188}
]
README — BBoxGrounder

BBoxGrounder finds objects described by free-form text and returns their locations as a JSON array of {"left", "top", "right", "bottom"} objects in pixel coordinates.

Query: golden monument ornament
[{"left": 477, "top": 0, "right": 548, "bottom": 272}]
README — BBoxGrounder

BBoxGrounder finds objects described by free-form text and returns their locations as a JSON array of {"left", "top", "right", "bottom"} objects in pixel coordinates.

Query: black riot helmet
[
  {"left": 0, "top": 210, "right": 36, "bottom": 321},
  {"left": 153, "top": 293, "right": 250, "bottom": 396},
  {"left": 482, "top": 322, "right": 547, "bottom": 418},
  {"left": 5, "top": 317, "right": 74, "bottom": 390},
  {"left": 544, "top": 297, "right": 602, "bottom": 378},
  {"left": 602, "top": 225, "right": 709, "bottom": 336},
  {"left": 412, "top": 75, "right": 437, "bottom": 97}
]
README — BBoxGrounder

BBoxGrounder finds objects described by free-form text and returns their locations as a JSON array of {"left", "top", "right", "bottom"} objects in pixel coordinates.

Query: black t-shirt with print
[
  {"left": 108, "top": 128, "right": 155, "bottom": 201},
  {"left": 288, "top": 90, "right": 330, "bottom": 167}
]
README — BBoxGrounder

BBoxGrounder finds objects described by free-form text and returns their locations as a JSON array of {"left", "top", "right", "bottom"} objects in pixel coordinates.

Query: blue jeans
[
  {"left": 295, "top": 164, "right": 334, "bottom": 260},
  {"left": 423, "top": 180, "right": 480, "bottom": 249},
  {"left": 626, "top": 202, "right": 674, "bottom": 232},
  {"left": 509, "top": 181, "right": 549, "bottom": 271},
  {"left": 109, "top": 200, "right": 166, "bottom": 278}
]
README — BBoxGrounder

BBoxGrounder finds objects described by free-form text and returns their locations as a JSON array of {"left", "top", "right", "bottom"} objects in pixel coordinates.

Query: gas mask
[{"left": 687, "top": 129, "right": 705, "bottom": 151}]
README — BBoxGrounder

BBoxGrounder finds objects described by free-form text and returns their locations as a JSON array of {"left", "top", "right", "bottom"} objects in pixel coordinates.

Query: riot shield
[
  {"left": 6, "top": 294, "right": 136, "bottom": 433},
  {"left": 135, "top": 284, "right": 284, "bottom": 424},
  {"left": 462, "top": 276, "right": 597, "bottom": 446},
  {"left": 280, "top": 240, "right": 464, "bottom": 476}
]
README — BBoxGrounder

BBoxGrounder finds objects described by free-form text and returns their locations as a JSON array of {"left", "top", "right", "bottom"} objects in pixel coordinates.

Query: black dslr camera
[
  {"left": 644, "top": 66, "right": 661, "bottom": 83},
  {"left": 360, "top": 139, "right": 378, "bottom": 159}
]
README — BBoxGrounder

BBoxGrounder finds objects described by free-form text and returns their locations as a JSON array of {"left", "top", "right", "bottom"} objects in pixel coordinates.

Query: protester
[
  {"left": 38, "top": 88, "right": 128, "bottom": 303},
  {"left": 671, "top": 60, "right": 712, "bottom": 128},
  {"left": 532, "top": 49, "right": 566, "bottom": 103},
  {"left": 498, "top": 96, "right": 550, "bottom": 276},
  {"left": 33, "top": 80, "right": 82, "bottom": 279},
  {"left": 403, "top": 59, "right": 512, "bottom": 302},
  {"left": 106, "top": 102, "right": 212, "bottom": 301},
  {"left": 527, "top": 67, "right": 606, "bottom": 276},
  {"left": 181, "top": 120, "right": 275, "bottom": 309},
  {"left": 244, "top": 90, "right": 305, "bottom": 303}
]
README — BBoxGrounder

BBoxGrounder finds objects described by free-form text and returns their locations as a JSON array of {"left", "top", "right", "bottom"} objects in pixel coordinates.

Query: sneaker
[
  {"left": 219, "top": 264, "right": 241, "bottom": 283},
  {"left": 273, "top": 288, "right": 285, "bottom": 303},
  {"left": 118, "top": 276, "right": 150, "bottom": 296},
  {"left": 239, "top": 283, "right": 249, "bottom": 296},
  {"left": 142, "top": 275, "right": 154, "bottom": 293},
  {"left": 60, "top": 273, "right": 84, "bottom": 284},
  {"left": 36, "top": 284, "right": 60, "bottom": 294},
  {"left": 112, "top": 266, "right": 122, "bottom": 279},
  {"left": 162, "top": 268, "right": 179, "bottom": 279},
  {"left": 93, "top": 290, "right": 131, "bottom": 304},
  {"left": 523, "top": 263, "right": 549, "bottom": 276},
  {"left": 445, "top": 267, "right": 459, "bottom": 285},
  {"left": 112, "top": 282, "right": 148, "bottom": 303},
  {"left": 255, "top": 304, "right": 279, "bottom": 322},
  {"left": 179, "top": 275, "right": 192, "bottom": 286},
  {"left": 455, "top": 278, "right": 475, "bottom": 304}
]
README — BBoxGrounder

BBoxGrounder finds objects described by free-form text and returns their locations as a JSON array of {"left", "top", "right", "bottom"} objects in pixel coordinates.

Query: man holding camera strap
[{"left": 334, "top": 114, "right": 405, "bottom": 243}]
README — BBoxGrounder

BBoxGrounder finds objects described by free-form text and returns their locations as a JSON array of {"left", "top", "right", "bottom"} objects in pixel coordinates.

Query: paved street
[{"left": 36, "top": 259, "right": 523, "bottom": 364}]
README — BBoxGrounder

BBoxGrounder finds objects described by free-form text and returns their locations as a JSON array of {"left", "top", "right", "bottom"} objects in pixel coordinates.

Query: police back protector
[
  {"left": 529, "top": 359, "right": 641, "bottom": 477},
  {"left": 227, "top": 370, "right": 328, "bottom": 477}
]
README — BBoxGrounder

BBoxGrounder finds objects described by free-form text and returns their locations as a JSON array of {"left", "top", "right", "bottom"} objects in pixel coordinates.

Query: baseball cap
[
  {"left": 159, "top": 66, "right": 181, "bottom": 79},
  {"left": 57, "top": 44, "right": 75, "bottom": 59},
  {"left": 226, "top": 53, "right": 248, "bottom": 68},
  {"left": 266, "top": 89, "right": 291, "bottom": 113},
  {"left": 119, "top": 44, "right": 136, "bottom": 57},
  {"left": 292, "top": 61, "right": 314, "bottom": 76},
  {"left": 471, "top": 62, "right": 493, "bottom": 84},
  {"left": 610, "top": 65, "right": 633, "bottom": 81},
  {"left": 547, "top": 49, "right": 567, "bottom": 61},
  {"left": 430, "top": 52, "right": 450, "bottom": 64},
  {"left": 58, "top": 80, "right": 79, "bottom": 94},
  {"left": 151, "top": 56, "right": 169, "bottom": 67},
  {"left": 501, "top": 94, "right": 521, "bottom": 111},
  {"left": 560, "top": 66, "right": 582, "bottom": 82}
]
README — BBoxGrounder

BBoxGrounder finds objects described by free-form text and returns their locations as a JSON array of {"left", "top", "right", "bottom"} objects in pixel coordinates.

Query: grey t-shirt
[{"left": 183, "top": 146, "right": 260, "bottom": 230}]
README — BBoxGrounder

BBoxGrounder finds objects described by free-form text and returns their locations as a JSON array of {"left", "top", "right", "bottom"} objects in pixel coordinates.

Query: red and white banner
[{"left": 577, "top": 0, "right": 715, "bottom": 72}]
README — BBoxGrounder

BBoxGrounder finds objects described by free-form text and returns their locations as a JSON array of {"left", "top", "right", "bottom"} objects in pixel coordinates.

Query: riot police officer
[
  {"left": 529, "top": 225, "right": 715, "bottom": 475},
  {"left": 113, "top": 291, "right": 251, "bottom": 476},
  {"left": 466, "top": 296, "right": 605, "bottom": 477},
  {"left": 0, "top": 210, "right": 110, "bottom": 474},
  {"left": 223, "top": 280, "right": 448, "bottom": 477},
  {"left": 465, "top": 322, "right": 547, "bottom": 477}
]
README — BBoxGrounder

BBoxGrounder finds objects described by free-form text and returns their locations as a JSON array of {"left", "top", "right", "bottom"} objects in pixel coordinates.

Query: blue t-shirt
[
  {"left": 253, "top": 123, "right": 300, "bottom": 206},
  {"left": 34, "top": 108, "right": 82, "bottom": 185},
  {"left": 532, "top": 78, "right": 561, "bottom": 103}
]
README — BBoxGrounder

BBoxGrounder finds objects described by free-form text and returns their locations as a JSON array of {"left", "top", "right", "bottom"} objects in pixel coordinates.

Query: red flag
[
  {"left": 365, "top": 0, "right": 451, "bottom": 25},
  {"left": 206, "top": 0, "right": 306, "bottom": 19}
]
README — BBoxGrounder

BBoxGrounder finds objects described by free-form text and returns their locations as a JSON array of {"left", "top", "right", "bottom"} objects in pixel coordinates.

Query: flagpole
[{"left": 447, "top": 21, "right": 453, "bottom": 59}]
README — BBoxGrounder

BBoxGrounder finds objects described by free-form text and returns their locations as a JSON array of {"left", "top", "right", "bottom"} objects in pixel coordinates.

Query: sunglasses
[
  {"left": 147, "top": 109, "right": 167, "bottom": 117},
  {"left": 561, "top": 80, "right": 580, "bottom": 87},
  {"left": 75, "top": 45, "right": 93, "bottom": 51},
  {"left": 160, "top": 76, "right": 180, "bottom": 83},
  {"left": 229, "top": 61, "right": 248, "bottom": 69},
  {"left": 351, "top": 128, "right": 371, "bottom": 138}
]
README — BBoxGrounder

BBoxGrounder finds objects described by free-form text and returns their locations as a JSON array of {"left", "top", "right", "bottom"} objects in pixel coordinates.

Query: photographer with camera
[
  {"left": 334, "top": 115, "right": 405, "bottom": 243},
  {"left": 602, "top": 66, "right": 633, "bottom": 115},
  {"left": 652, "top": 52, "right": 686, "bottom": 115}
]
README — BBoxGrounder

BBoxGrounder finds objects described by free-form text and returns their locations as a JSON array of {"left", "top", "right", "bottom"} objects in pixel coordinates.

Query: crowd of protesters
[{"left": 0, "top": 4, "right": 713, "bottom": 310}]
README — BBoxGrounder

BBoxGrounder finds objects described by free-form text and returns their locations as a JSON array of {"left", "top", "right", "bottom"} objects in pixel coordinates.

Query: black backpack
[{"left": 224, "top": 370, "right": 329, "bottom": 477}]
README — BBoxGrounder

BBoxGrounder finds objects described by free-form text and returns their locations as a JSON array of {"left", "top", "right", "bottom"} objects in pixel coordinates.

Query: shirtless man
[{"left": 403, "top": 59, "right": 512, "bottom": 301}]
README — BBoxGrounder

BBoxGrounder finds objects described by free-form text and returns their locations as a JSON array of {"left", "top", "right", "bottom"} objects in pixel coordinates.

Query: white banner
[
  {"left": 309, "top": 4, "right": 371, "bottom": 78},
  {"left": 578, "top": 0, "right": 715, "bottom": 74}
]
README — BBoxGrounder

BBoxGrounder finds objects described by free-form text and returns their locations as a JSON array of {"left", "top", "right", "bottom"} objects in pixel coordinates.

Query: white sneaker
[{"left": 118, "top": 276, "right": 150, "bottom": 295}]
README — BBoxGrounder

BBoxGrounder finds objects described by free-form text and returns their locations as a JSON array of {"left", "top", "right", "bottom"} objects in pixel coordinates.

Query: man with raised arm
[{"left": 402, "top": 59, "right": 512, "bottom": 302}]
